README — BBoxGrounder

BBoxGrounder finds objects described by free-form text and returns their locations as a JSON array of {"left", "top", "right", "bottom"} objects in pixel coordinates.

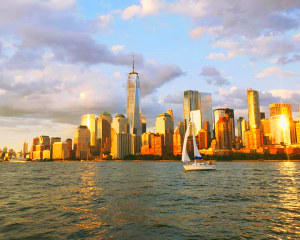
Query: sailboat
[{"left": 182, "top": 122, "right": 216, "bottom": 171}]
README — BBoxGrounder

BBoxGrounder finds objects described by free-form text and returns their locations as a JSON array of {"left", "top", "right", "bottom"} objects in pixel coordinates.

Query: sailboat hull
[{"left": 183, "top": 162, "right": 216, "bottom": 171}]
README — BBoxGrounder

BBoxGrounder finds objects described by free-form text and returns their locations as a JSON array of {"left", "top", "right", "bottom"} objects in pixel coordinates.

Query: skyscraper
[
  {"left": 97, "top": 112, "right": 112, "bottom": 154},
  {"left": 269, "top": 103, "right": 295, "bottom": 145},
  {"left": 214, "top": 108, "right": 235, "bottom": 141},
  {"left": 215, "top": 116, "right": 232, "bottom": 150},
  {"left": 247, "top": 89, "right": 261, "bottom": 129},
  {"left": 183, "top": 90, "right": 213, "bottom": 134},
  {"left": 74, "top": 125, "right": 90, "bottom": 160},
  {"left": 155, "top": 112, "right": 174, "bottom": 154},
  {"left": 81, "top": 114, "right": 97, "bottom": 152},
  {"left": 237, "top": 117, "right": 247, "bottom": 146},
  {"left": 111, "top": 114, "right": 131, "bottom": 159},
  {"left": 127, "top": 57, "right": 142, "bottom": 136}
]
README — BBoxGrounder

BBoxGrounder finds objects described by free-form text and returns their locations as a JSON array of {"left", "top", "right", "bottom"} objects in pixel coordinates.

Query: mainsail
[
  {"left": 181, "top": 123, "right": 191, "bottom": 163},
  {"left": 191, "top": 122, "right": 203, "bottom": 160}
]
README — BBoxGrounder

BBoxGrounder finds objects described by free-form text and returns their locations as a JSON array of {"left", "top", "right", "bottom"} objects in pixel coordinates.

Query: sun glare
[
  {"left": 80, "top": 92, "right": 86, "bottom": 100},
  {"left": 280, "top": 115, "right": 288, "bottom": 130}
]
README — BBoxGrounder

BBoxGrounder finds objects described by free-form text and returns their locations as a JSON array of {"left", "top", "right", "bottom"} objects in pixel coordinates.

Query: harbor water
[{"left": 0, "top": 161, "right": 299, "bottom": 239}]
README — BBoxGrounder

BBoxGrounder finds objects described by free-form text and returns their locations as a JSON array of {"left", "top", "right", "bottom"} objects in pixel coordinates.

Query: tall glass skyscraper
[
  {"left": 247, "top": 89, "right": 261, "bottom": 129},
  {"left": 126, "top": 58, "right": 142, "bottom": 136},
  {"left": 183, "top": 90, "right": 213, "bottom": 134}
]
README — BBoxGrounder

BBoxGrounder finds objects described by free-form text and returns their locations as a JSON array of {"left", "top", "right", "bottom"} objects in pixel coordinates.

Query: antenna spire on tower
[{"left": 132, "top": 55, "right": 135, "bottom": 73}]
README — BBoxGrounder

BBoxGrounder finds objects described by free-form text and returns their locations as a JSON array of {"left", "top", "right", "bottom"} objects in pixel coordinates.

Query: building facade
[
  {"left": 248, "top": 89, "right": 261, "bottom": 129},
  {"left": 81, "top": 114, "right": 97, "bottom": 153},
  {"left": 214, "top": 108, "right": 235, "bottom": 141},
  {"left": 215, "top": 116, "right": 232, "bottom": 150},
  {"left": 183, "top": 91, "right": 213, "bottom": 134},
  {"left": 126, "top": 59, "right": 142, "bottom": 136},
  {"left": 97, "top": 112, "right": 112, "bottom": 154},
  {"left": 74, "top": 125, "right": 90, "bottom": 160},
  {"left": 155, "top": 112, "right": 174, "bottom": 154},
  {"left": 111, "top": 114, "right": 131, "bottom": 159}
]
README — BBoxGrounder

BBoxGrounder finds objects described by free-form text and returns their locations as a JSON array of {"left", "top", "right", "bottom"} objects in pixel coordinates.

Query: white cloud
[
  {"left": 113, "top": 71, "right": 122, "bottom": 79},
  {"left": 206, "top": 53, "right": 228, "bottom": 60},
  {"left": 122, "top": 0, "right": 165, "bottom": 19},
  {"left": 111, "top": 45, "right": 124, "bottom": 53},
  {"left": 256, "top": 66, "right": 300, "bottom": 79},
  {"left": 189, "top": 27, "right": 204, "bottom": 39},
  {"left": 269, "top": 89, "right": 300, "bottom": 99},
  {"left": 96, "top": 14, "right": 114, "bottom": 29}
]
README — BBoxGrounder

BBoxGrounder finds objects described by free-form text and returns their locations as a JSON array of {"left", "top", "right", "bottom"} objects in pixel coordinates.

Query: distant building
[
  {"left": 52, "top": 142, "right": 69, "bottom": 160},
  {"left": 39, "top": 136, "right": 50, "bottom": 150},
  {"left": 248, "top": 89, "right": 261, "bottom": 129},
  {"left": 237, "top": 117, "right": 247, "bottom": 146},
  {"left": 296, "top": 121, "right": 300, "bottom": 144},
  {"left": 270, "top": 115, "right": 291, "bottom": 145},
  {"left": 140, "top": 114, "right": 147, "bottom": 134},
  {"left": 247, "top": 89, "right": 262, "bottom": 148},
  {"left": 269, "top": 103, "right": 296, "bottom": 144},
  {"left": 127, "top": 58, "right": 142, "bottom": 136},
  {"left": 173, "top": 128, "right": 183, "bottom": 156},
  {"left": 215, "top": 116, "right": 232, "bottom": 150},
  {"left": 214, "top": 108, "right": 235, "bottom": 141},
  {"left": 141, "top": 132, "right": 164, "bottom": 156},
  {"left": 111, "top": 114, "right": 131, "bottom": 159},
  {"left": 22, "top": 142, "right": 28, "bottom": 158},
  {"left": 155, "top": 112, "right": 174, "bottom": 154},
  {"left": 260, "top": 118, "right": 272, "bottom": 145},
  {"left": 198, "top": 128, "right": 211, "bottom": 149},
  {"left": 245, "top": 128, "right": 263, "bottom": 150},
  {"left": 81, "top": 114, "right": 97, "bottom": 153},
  {"left": 183, "top": 90, "right": 213, "bottom": 134},
  {"left": 97, "top": 112, "right": 112, "bottom": 155},
  {"left": 74, "top": 125, "right": 90, "bottom": 160},
  {"left": 65, "top": 138, "right": 72, "bottom": 159}
]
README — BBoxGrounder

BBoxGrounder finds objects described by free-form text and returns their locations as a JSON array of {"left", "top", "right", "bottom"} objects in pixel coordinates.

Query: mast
[{"left": 132, "top": 55, "right": 135, "bottom": 73}]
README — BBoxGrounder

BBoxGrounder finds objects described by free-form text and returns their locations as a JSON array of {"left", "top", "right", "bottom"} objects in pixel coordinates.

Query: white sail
[
  {"left": 191, "top": 122, "right": 202, "bottom": 160},
  {"left": 181, "top": 123, "right": 190, "bottom": 163}
]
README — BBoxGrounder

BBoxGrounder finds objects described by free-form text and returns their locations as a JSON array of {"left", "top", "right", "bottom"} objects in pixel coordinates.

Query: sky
[{"left": 1, "top": 0, "right": 300, "bottom": 150}]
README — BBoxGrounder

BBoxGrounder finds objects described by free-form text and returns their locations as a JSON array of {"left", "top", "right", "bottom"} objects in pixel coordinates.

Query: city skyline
[{"left": 1, "top": 0, "right": 300, "bottom": 150}]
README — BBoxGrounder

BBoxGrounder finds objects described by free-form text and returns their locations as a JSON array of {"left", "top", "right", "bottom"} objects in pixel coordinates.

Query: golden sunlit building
[
  {"left": 52, "top": 142, "right": 69, "bottom": 160},
  {"left": 269, "top": 103, "right": 296, "bottom": 145},
  {"left": 248, "top": 89, "right": 261, "bottom": 129},
  {"left": 198, "top": 128, "right": 210, "bottom": 149},
  {"left": 245, "top": 128, "right": 263, "bottom": 150},
  {"left": 237, "top": 117, "right": 248, "bottom": 147},
  {"left": 111, "top": 114, "right": 131, "bottom": 159},
  {"left": 215, "top": 116, "right": 232, "bottom": 150},
  {"left": 155, "top": 112, "right": 174, "bottom": 154},
  {"left": 74, "top": 125, "right": 90, "bottom": 160},
  {"left": 141, "top": 132, "right": 164, "bottom": 156},
  {"left": 81, "top": 114, "right": 97, "bottom": 154},
  {"left": 173, "top": 128, "right": 183, "bottom": 156},
  {"left": 97, "top": 112, "right": 112, "bottom": 155},
  {"left": 247, "top": 89, "right": 263, "bottom": 148},
  {"left": 260, "top": 118, "right": 272, "bottom": 145},
  {"left": 296, "top": 121, "right": 300, "bottom": 144}
]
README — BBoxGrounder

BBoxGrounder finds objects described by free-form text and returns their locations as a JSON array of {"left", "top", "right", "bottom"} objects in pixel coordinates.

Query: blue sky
[{"left": 0, "top": 0, "right": 300, "bottom": 150}]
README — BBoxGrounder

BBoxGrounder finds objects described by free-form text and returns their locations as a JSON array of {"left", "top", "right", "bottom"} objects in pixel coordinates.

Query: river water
[{"left": 0, "top": 161, "right": 299, "bottom": 240}]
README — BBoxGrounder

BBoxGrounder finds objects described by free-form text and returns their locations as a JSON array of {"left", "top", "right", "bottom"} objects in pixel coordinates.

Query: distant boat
[{"left": 182, "top": 122, "right": 216, "bottom": 171}]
